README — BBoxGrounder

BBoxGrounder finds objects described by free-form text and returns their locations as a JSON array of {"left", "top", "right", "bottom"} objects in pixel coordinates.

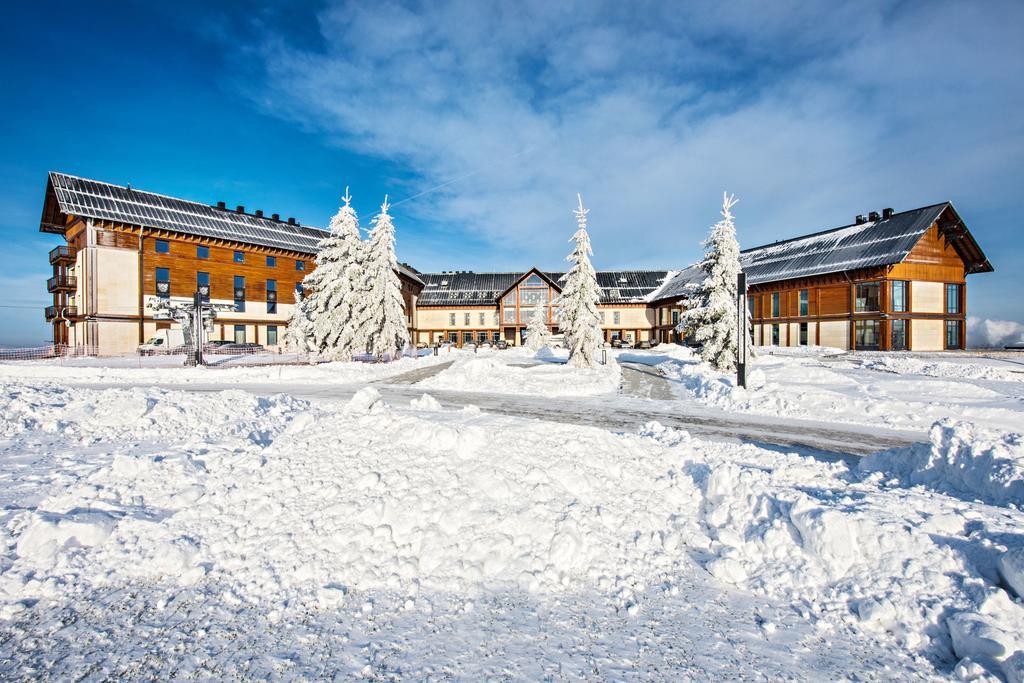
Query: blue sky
[{"left": 1, "top": 0, "right": 1022, "bottom": 346}]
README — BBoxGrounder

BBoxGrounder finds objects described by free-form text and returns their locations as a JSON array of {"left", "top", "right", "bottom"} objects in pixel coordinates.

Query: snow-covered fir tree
[
  {"left": 556, "top": 194, "right": 603, "bottom": 369},
  {"left": 301, "top": 188, "right": 365, "bottom": 361},
  {"left": 284, "top": 286, "right": 315, "bottom": 353},
  {"left": 352, "top": 197, "right": 409, "bottom": 361},
  {"left": 524, "top": 302, "right": 551, "bottom": 351},
  {"left": 677, "top": 192, "right": 743, "bottom": 372}
]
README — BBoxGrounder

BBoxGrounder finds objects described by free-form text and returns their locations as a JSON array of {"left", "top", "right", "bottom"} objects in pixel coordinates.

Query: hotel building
[{"left": 39, "top": 172, "right": 992, "bottom": 355}]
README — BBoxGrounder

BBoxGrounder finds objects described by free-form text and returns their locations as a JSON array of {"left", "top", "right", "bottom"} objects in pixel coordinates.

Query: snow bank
[
  {"left": 419, "top": 354, "right": 621, "bottom": 397},
  {"left": 860, "top": 420, "right": 1024, "bottom": 508}
]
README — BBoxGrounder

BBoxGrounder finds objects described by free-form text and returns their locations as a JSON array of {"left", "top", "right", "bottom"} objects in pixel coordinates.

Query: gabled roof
[
  {"left": 417, "top": 269, "right": 670, "bottom": 306},
  {"left": 651, "top": 201, "right": 993, "bottom": 302},
  {"left": 40, "top": 172, "right": 423, "bottom": 284}
]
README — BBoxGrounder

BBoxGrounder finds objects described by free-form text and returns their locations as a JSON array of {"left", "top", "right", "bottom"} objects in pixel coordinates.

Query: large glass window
[
  {"left": 462, "top": 332, "right": 473, "bottom": 345},
  {"left": 771, "top": 292, "right": 780, "bottom": 317},
  {"left": 891, "top": 320, "right": 907, "bottom": 350},
  {"left": 771, "top": 324, "right": 780, "bottom": 345},
  {"left": 946, "top": 284, "right": 961, "bottom": 314},
  {"left": 891, "top": 281, "right": 908, "bottom": 313},
  {"left": 671, "top": 310, "right": 680, "bottom": 326},
  {"left": 266, "top": 326, "right": 278, "bottom": 346},
  {"left": 520, "top": 288, "right": 548, "bottom": 306},
  {"left": 234, "top": 325, "right": 246, "bottom": 344},
  {"left": 946, "top": 320, "right": 961, "bottom": 349},
  {"left": 295, "top": 260, "right": 305, "bottom": 271},
  {"left": 520, "top": 308, "right": 535, "bottom": 323},
  {"left": 523, "top": 274, "right": 544, "bottom": 287},
  {"left": 855, "top": 320, "right": 881, "bottom": 350},
  {"left": 155, "top": 267, "right": 170, "bottom": 297},
  {"left": 502, "top": 308, "right": 515, "bottom": 323},
  {"left": 799, "top": 322, "right": 808, "bottom": 346},
  {"left": 503, "top": 292, "right": 515, "bottom": 307},
  {"left": 234, "top": 275, "right": 245, "bottom": 312},
  {"left": 855, "top": 282, "right": 881, "bottom": 312},
  {"left": 799, "top": 290, "right": 808, "bottom": 316}
]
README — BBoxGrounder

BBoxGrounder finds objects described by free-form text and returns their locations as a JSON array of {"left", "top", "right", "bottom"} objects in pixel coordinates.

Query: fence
[{"left": 0, "top": 343, "right": 321, "bottom": 368}]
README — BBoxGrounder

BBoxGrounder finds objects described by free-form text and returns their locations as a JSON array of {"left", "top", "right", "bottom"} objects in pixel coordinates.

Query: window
[
  {"left": 234, "top": 275, "right": 245, "bottom": 312},
  {"left": 295, "top": 260, "right": 305, "bottom": 271},
  {"left": 197, "top": 271, "right": 210, "bottom": 301},
  {"left": 599, "top": 311, "right": 606, "bottom": 324},
  {"left": 613, "top": 311, "right": 621, "bottom": 325},
  {"left": 946, "top": 320, "right": 961, "bottom": 349},
  {"left": 267, "top": 326, "right": 278, "bottom": 346},
  {"left": 891, "top": 281, "right": 908, "bottom": 313},
  {"left": 155, "top": 239, "right": 169, "bottom": 254},
  {"left": 523, "top": 274, "right": 544, "bottom": 287},
  {"left": 234, "top": 325, "right": 246, "bottom": 344},
  {"left": 503, "top": 292, "right": 516, "bottom": 307},
  {"left": 671, "top": 310, "right": 679, "bottom": 326},
  {"left": 462, "top": 332, "right": 473, "bottom": 345},
  {"left": 855, "top": 320, "right": 881, "bottom": 350},
  {"left": 234, "top": 250, "right": 245, "bottom": 263},
  {"left": 502, "top": 308, "right": 515, "bottom": 323},
  {"left": 464, "top": 312, "right": 470, "bottom": 326},
  {"left": 266, "top": 279, "right": 277, "bottom": 314},
  {"left": 855, "top": 282, "right": 881, "bottom": 312},
  {"left": 448, "top": 332, "right": 458, "bottom": 344},
  {"left": 520, "top": 288, "right": 548, "bottom": 306},
  {"left": 449, "top": 313, "right": 457, "bottom": 326},
  {"left": 477, "top": 332, "right": 488, "bottom": 344},
  {"left": 799, "top": 322, "right": 808, "bottom": 346},
  {"left": 747, "top": 297, "right": 754, "bottom": 319},
  {"left": 771, "top": 324, "right": 780, "bottom": 345},
  {"left": 478, "top": 312, "right": 485, "bottom": 325},
  {"left": 266, "top": 255, "right": 276, "bottom": 267},
  {"left": 771, "top": 292, "right": 780, "bottom": 318},
  {"left": 946, "top": 284, "right": 961, "bottom": 314},
  {"left": 799, "top": 290, "right": 808, "bottom": 317},
  {"left": 294, "top": 282, "right": 304, "bottom": 302},
  {"left": 196, "top": 245, "right": 209, "bottom": 259},
  {"left": 891, "top": 320, "right": 907, "bottom": 350},
  {"left": 155, "top": 267, "right": 170, "bottom": 298}
]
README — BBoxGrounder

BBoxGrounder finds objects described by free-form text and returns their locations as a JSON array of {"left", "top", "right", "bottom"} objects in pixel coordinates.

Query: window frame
[
  {"left": 855, "top": 319, "right": 882, "bottom": 350},
  {"left": 891, "top": 319, "right": 908, "bottom": 351},
  {"left": 234, "top": 324, "right": 246, "bottom": 344},
  {"left": 197, "top": 271, "right": 210, "bottom": 301},
  {"left": 449, "top": 313, "right": 457, "bottom": 326},
  {"left": 799, "top": 289, "right": 808, "bottom": 317},
  {"left": 855, "top": 281, "right": 881, "bottom": 313},
  {"left": 155, "top": 267, "right": 170, "bottom": 298},
  {"left": 234, "top": 250, "right": 245, "bottom": 263},
  {"left": 799, "top": 322, "right": 808, "bottom": 346},
  {"left": 266, "top": 255, "right": 277, "bottom": 268},
  {"left": 295, "top": 260, "right": 305, "bottom": 271},
  {"left": 266, "top": 326, "right": 279, "bottom": 346},
  {"left": 771, "top": 292, "right": 780, "bottom": 318},
  {"left": 946, "top": 283, "right": 962, "bottom": 314},
  {"left": 155, "top": 239, "right": 170, "bottom": 254},
  {"left": 196, "top": 245, "right": 209, "bottom": 259},
  {"left": 945, "top": 319, "right": 961, "bottom": 349},
  {"left": 891, "top": 280, "right": 908, "bottom": 313},
  {"left": 233, "top": 275, "right": 246, "bottom": 313}
]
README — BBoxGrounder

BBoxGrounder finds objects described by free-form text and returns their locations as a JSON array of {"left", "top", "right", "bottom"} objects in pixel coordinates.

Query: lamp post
[{"left": 736, "top": 272, "right": 748, "bottom": 388}]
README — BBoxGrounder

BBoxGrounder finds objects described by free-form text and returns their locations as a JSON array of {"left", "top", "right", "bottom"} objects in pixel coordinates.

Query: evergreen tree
[
  {"left": 353, "top": 197, "right": 410, "bottom": 361},
  {"left": 302, "top": 188, "right": 365, "bottom": 361},
  {"left": 677, "top": 192, "right": 743, "bottom": 372},
  {"left": 524, "top": 302, "right": 551, "bottom": 351},
  {"left": 284, "top": 286, "right": 315, "bottom": 354},
  {"left": 556, "top": 194, "right": 603, "bottom": 369}
]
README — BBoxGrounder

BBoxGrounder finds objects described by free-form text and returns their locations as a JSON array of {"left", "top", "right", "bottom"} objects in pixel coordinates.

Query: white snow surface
[
  {"left": 1, "top": 379, "right": 1023, "bottom": 678},
  {"left": 420, "top": 348, "right": 622, "bottom": 397}
]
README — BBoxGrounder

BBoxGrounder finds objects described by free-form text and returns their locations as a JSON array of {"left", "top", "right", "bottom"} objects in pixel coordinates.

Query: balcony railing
[
  {"left": 45, "top": 305, "right": 78, "bottom": 321},
  {"left": 48, "top": 245, "right": 77, "bottom": 264},
  {"left": 47, "top": 275, "right": 77, "bottom": 292}
]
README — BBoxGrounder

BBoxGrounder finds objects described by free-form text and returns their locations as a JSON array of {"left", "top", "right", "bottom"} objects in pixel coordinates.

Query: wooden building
[
  {"left": 39, "top": 172, "right": 991, "bottom": 355},
  {"left": 40, "top": 172, "right": 421, "bottom": 354},
  {"left": 650, "top": 203, "right": 993, "bottom": 351}
]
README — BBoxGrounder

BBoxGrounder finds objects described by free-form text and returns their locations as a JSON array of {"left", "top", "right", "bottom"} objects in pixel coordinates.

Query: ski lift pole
[
  {"left": 190, "top": 291, "right": 204, "bottom": 367},
  {"left": 736, "top": 271, "right": 748, "bottom": 388}
]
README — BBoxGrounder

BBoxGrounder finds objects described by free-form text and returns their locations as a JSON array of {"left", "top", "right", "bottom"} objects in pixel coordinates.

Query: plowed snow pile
[{"left": 1, "top": 382, "right": 1022, "bottom": 679}]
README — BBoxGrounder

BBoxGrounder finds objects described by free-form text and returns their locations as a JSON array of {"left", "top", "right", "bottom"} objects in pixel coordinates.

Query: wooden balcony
[
  {"left": 47, "top": 274, "right": 77, "bottom": 292},
  {"left": 45, "top": 305, "right": 77, "bottom": 321},
  {"left": 49, "top": 245, "right": 77, "bottom": 265}
]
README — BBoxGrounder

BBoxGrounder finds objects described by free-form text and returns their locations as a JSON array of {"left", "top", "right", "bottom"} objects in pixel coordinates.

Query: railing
[
  {"left": 48, "top": 245, "right": 77, "bottom": 264},
  {"left": 0, "top": 344, "right": 100, "bottom": 361},
  {"left": 47, "top": 275, "right": 77, "bottom": 292},
  {"left": 44, "top": 305, "right": 78, "bottom": 321}
]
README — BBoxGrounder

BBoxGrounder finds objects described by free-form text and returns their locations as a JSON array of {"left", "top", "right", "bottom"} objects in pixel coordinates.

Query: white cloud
[{"left": 967, "top": 317, "right": 1024, "bottom": 349}]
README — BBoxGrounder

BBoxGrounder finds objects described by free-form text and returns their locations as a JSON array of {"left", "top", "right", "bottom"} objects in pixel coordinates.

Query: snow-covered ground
[
  {"left": 1, "top": 347, "right": 1023, "bottom": 678},
  {"left": 622, "top": 345, "right": 1024, "bottom": 433}
]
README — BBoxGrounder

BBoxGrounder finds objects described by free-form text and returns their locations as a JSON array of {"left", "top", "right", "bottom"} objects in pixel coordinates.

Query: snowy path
[
  {"left": 72, "top": 378, "right": 920, "bottom": 456},
  {"left": 620, "top": 361, "right": 676, "bottom": 400}
]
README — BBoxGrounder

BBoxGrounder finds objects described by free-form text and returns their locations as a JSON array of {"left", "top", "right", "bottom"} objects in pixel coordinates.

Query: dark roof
[
  {"left": 651, "top": 202, "right": 993, "bottom": 301},
  {"left": 40, "top": 172, "right": 423, "bottom": 284},
  {"left": 418, "top": 269, "right": 671, "bottom": 306}
]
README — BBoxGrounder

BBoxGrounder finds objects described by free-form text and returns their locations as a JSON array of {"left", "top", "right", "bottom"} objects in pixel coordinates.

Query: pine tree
[
  {"left": 677, "top": 192, "right": 743, "bottom": 372},
  {"left": 284, "top": 286, "right": 314, "bottom": 353},
  {"left": 524, "top": 302, "right": 551, "bottom": 351},
  {"left": 556, "top": 194, "right": 603, "bottom": 369},
  {"left": 302, "top": 188, "right": 365, "bottom": 361},
  {"left": 352, "top": 197, "right": 410, "bottom": 361}
]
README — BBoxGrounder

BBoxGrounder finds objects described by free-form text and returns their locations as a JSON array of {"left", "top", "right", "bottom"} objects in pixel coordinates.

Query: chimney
[
  {"left": 236, "top": 205, "right": 245, "bottom": 214},
  {"left": 271, "top": 213, "right": 280, "bottom": 221},
  {"left": 882, "top": 207, "right": 894, "bottom": 219},
  {"left": 216, "top": 201, "right": 226, "bottom": 210},
  {"left": 254, "top": 209, "right": 264, "bottom": 218},
  {"left": 868, "top": 210, "right": 881, "bottom": 221},
  {"left": 855, "top": 214, "right": 867, "bottom": 224},
  {"left": 287, "top": 217, "right": 296, "bottom": 225}
]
